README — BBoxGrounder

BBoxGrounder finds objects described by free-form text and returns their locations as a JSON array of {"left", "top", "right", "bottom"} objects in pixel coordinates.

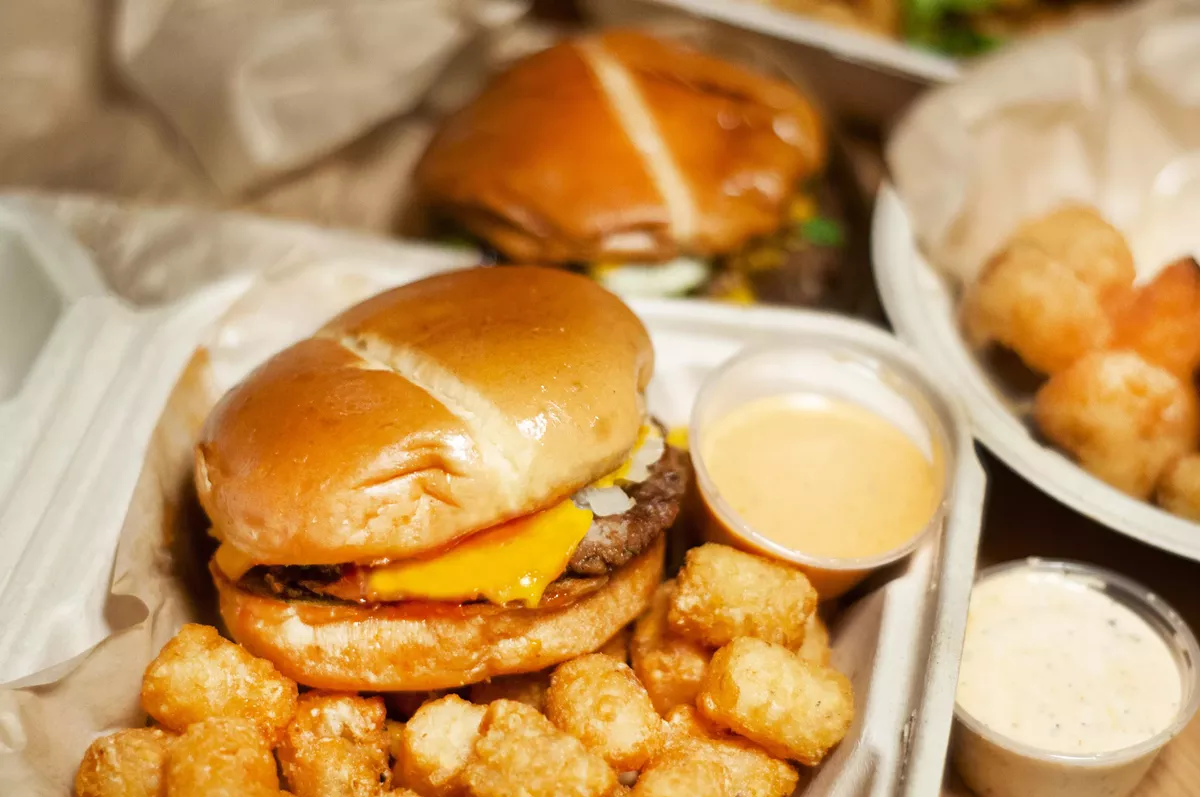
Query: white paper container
[
  {"left": 871, "top": 183, "right": 1200, "bottom": 560},
  {"left": 0, "top": 200, "right": 985, "bottom": 795},
  {"left": 583, "top": 0, "right": 959, "bottom": 125}
]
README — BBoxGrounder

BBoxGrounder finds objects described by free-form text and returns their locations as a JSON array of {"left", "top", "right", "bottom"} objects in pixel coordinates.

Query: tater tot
[
  {"left": 165, "top": 718, "right": 278, "bottom": 797},
  {"left": 794, "top": 612, "right": 832, "bottom": 667},
  {"left": 961, "top": 243, "right": 1113, "bottom": 375},
  {"left": 1009, "top": 205, "right": 1135, "bottom": 307},
  {"left": 462, "top": 700, "right": 617, "bottom": 797},
  {"left": 633, "top": 757, "right": 729, "bottom": 797},
  {"left": 657, "top": 706, "right": 797, "bottom": 797},
  {"left": 399, "top": 694, "right": 486, "bottom": 797},
  {"left": 598, "top": 625, "right": 632, "bottom": 663},
  {"left": 467, "top": 670, "right": 550, "bottom": 711},
  {"left": 632, "top": 582, "right": 712, "bottom": 716},
  {"left": 141, "top": 624, "right": 297, "bottom": 741},
  {"left": 545, "top": 654, "right": 665, "bottom": 771},
  {"left": 76, "top": 728, "right": 172, "bottom": 797},
  {"left": 385, "top": 720, "right": 405, "bottom": 784},
  {"left": 669, "top": 545, "right": 816, "bottom": 648},
  {"left": 1158, "top": 453, "right": 1200, "bottom": 521},
  {"left": 698, "top": 638, "right": 854, "bottom": 766},
  {"left": 1035, "top": 350, "right": 1199, "bottom": 499},
  {"left": 1111, "top": 258, "right": 1200, "bottom": 378},
  {"left": 277, "top": 692, "right": 389, "bottom": 797}
]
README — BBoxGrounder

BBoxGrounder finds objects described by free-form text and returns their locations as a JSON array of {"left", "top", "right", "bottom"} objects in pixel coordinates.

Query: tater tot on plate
[
  {"left": 1034, "top": 350, "right": 1198, "bottom": 499},
  {"left": 75, "top": 728, "right": 172, "bottom": 797},
  {"left": 545, "top": 653, "right": 665, "bottom": 771},
  {"left": 698, "top": 637, "right": 854, "bottom": 766},
  {"left": 140, "top": 623, "right": 298, "bottom": 741},
  {"left": 633, "top": 757, "right": 729, "bottom": 797},
  {"left": 631, "top": 582, "right": 712, "bottom": 716},
  {"left": 462, "top": 700, "right": 616, "bottom": 797},
  {"left": 165, "top": 718, "right": 279, "bottom": 797},
  {"left": 1158, "top": 454, "right": 1200, "bottom": 521},
  {"left": 961, "top": 244, "right": 1114, "bottom": 375},
  {"left": 277, "top": 692, "right": 389, "bottom": 797},
  {"left": 400, "top": 694, "right": 486, "bottom": 797},
  {"left": 669, "top": 544, "right": 816, "bottom": 648},
  {"left": 1111, "top": 257, "right": 1200, "bottom": 378},
  {"left": 657, "top": 706, "right": 798, "bottom": 797},
  {"left": 794, "top": 612, "right": 832, "bottom": 666}
]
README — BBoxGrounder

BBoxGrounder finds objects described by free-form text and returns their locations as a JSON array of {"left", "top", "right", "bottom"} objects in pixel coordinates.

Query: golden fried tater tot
[
  {"left": 794, "top": 612, "right": 832, "bottom": 667},
  {"left": 467, "top": 670, "right": 550, "bottom": 711},
  {"left": 462, "top": 700, "right": 617, "bottom": 797},
  {"left": 1157, "top": 453, "right": 1200, "bottom": 521},
  {"left": 669, "top": 544, "right": 816, "bottom": 648},
  {"left": 545, "top": 654, "right": 665, "bottom": 771},
  {"left": 962, "top": 243, "right": 1113, "bottom": 375},
  {"left": 598, "top": 625, "right": 632, "bottom": 663},
  {"left": 399, "top": 694, "right": 485, "bottom": 797},
  {"left": 1112, "top": 258, "right": 1200, "bottom": 378},
  {"left": 165, "top": 718, "right": 278, "bottom": 797},
  {"left": 385, "top": 720, "right": 405, "bottom": 786},
  {"left": 1035, "top": 350, "right": 1199, "bottom": 498},
  {"left": 656, "top": 706, "right": 797, "bottom": 797},
  {"left": 633, "top": 757, "right": 729, "bottom": 797},
  {"left": 632, "top": 582, "right": 712, "bottom": 716},
  {"left": 698, "top": 638, "right": 854, "bottom": 766},
  {"left": 141, "top": 624, "right": 297, "bottom": 741},
  {"left": 278, "top": 692, "right": 389, "bottom": 797},
  {"left": 76, "top": 728, "right": 172, "bottom": 797},
  {"left": 1010, "top": 205, "right": 1135, "bottom": 308}
]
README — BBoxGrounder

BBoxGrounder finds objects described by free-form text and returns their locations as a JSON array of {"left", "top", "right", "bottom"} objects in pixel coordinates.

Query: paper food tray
[
  {"left": 0, "top": 200, "right": 985, "bottom": 796},
  {"left": 582, "top": 0, "right": 958, "bottom": 126}
]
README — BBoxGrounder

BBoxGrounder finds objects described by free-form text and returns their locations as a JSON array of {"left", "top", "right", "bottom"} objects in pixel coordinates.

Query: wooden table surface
[{"left": 941, "top": 451, "right": 1200, "bottom": 796}]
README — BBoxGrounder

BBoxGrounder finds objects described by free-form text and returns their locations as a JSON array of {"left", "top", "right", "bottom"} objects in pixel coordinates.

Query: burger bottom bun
[{"left": 215, "top": 535, "right": 665, "bottom": 691}]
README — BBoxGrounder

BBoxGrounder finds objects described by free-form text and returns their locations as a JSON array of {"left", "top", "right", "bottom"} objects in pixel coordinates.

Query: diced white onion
[{"left": 576, "top": 485, "right": 635, "bottom": 516}]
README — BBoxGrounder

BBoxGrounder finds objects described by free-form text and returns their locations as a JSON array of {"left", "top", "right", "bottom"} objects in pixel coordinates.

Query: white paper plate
[{"left": 872, "top": 183, "right": 1200, "bottom": 560}]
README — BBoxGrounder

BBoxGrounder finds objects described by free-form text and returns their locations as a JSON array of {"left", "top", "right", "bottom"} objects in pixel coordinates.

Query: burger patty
[
  {"left": 240, "top": 442, "right": 690, "bottom": 604},
  {"left": 567, "top": 443, "right": 688, "bottom": 576}
]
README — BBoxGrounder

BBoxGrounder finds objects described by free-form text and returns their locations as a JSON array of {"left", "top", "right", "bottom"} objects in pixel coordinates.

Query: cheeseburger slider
[
  {"left": 414, "top": 30, "right": 862, "bottom": 306},
  {"left": 196, "top": 266, "right": 685, "bottom": 691}
]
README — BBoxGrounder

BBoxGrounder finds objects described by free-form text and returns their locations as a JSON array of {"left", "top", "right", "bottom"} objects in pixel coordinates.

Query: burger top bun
[
  {"left": 196, "top": 266, "right": 653, "bottom": 566},
  {"left": 415, "top": 30, "right": 826, "bottom": 265}
]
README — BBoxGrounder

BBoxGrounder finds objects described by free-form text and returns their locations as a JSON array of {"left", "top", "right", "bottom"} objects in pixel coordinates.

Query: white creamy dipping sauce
[{"left": 956, "top": 568, "right": 1183, "bottom": 755}]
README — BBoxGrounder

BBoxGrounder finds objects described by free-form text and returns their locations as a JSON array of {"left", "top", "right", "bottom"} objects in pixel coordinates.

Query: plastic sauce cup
[
  {"left": 689, "top": 341, "right": 955, "bottom": 599},
  {"left": 952, "top": 559, "right": 1200, "bottom": 797}
]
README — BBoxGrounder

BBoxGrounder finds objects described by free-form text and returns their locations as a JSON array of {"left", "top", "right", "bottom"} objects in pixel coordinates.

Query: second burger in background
[
  {"left": 414, "top": 30, "right": 866, "bottom": 309},
  {"left": 195, "top": 266, "right": 687, "bottom": 691}
]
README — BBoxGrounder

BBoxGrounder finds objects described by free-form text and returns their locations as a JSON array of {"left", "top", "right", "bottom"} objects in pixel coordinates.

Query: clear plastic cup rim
[
  {"left": 954, "top": 557, "right": 1200, "bottom": 767},
  {"left": 688, "top": 340, "right": 956, "bottom": 574}
]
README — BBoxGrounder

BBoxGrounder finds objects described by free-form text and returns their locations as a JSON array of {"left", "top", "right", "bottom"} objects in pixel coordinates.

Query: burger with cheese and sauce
[
  {"left": 413, "top": 29, "right": 868, "bottom": 309},
  {"left": 196, "top": 266, "right": 686, "bottom": 691}
]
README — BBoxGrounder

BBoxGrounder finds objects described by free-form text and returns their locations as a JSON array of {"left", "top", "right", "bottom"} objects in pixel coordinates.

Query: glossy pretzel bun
[
  {"left": 195, "top": 266, "right": 653, "bottom": 565},
  {"left": 215, "top": 536, "right": 665, "bottom": 690},
  {"left": 415, "top": 30, "right": 826, "bottom": 264}
]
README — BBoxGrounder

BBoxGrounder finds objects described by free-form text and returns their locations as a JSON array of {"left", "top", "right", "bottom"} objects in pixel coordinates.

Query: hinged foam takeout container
[{"left": 0, "top": 197, "right": 985, "bottom": 796}]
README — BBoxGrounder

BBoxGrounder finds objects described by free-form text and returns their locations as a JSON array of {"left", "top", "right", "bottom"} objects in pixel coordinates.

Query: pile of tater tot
[
  {"left": 76, "top": 543, "right": 854, "bottom": 797},
  {"left": 962, "top": 205, "right": 1200, "bottom": 519}
]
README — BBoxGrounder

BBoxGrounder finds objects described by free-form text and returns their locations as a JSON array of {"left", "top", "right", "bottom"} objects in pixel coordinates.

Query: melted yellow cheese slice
[
  {"left": 365, "top": 499, "right": 594, "bottom": 607},
  {"left": 214, "top": 541, "right": 256, "bottom": 581}
]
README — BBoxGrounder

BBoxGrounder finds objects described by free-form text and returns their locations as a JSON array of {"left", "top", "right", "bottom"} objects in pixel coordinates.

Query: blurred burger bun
[{"left": 415, "top": 29, "right": 826, "bottom": 264}]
